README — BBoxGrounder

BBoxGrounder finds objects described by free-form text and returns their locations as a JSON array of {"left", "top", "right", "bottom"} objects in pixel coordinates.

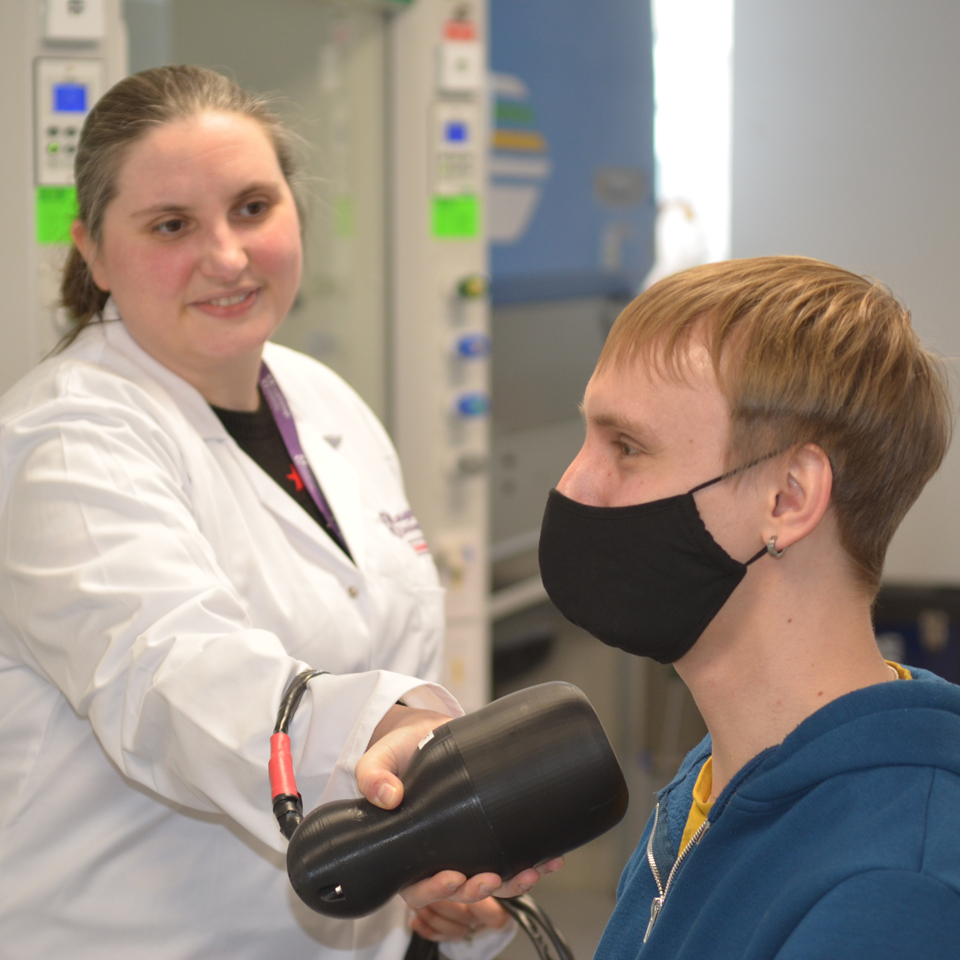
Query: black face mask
[{"left": 538, "top": 469, "right": 769, "bottom": 664}]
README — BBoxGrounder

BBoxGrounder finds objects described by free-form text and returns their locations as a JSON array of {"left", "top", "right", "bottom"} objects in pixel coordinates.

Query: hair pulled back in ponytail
[{"left": 59, "top": 64, "right": 303, "bottom": 349}]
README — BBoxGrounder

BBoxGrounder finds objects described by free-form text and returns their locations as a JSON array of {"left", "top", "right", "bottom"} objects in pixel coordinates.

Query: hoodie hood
[
  {"left": 654, "top": 667, "right": 959, "bottom": 853},
  {"left": 733, "top": 669, "right": 960, "bottom": 807}
]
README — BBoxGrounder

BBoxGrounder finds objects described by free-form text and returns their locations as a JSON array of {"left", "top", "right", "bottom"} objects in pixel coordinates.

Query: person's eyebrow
[
  {"left": 130, "top": 202, "right": 190, "bottom": 218},
  {"left": 579, "top": 402, "right": 661, "bottom": 447},
  {"left": 130, "top": 182, "right": 282, "bottom": 219}
]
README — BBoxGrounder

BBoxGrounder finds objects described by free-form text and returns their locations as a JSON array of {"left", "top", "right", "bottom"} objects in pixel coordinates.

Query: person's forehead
[
  {"left": 114, "top": 112, "right": 281, "bottom": 202},
  {"left": 590, "top": 338, "right": 723, "bottom": 406},
  {"left": 585, "top": 339, "right": 729, "bottom": 440}
]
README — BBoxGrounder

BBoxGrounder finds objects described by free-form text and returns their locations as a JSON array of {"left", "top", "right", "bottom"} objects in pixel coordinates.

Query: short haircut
[{"left": 599, "top": 256, "right": 953, "bottom": 594}]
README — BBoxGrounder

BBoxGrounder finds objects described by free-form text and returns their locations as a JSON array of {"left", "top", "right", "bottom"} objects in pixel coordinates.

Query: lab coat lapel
[
  {"left": 233, "top": 443, "right": 361, "bottom": 570},
  {"left": 297, "top": 422, "right": 366, "bottom": 570}
]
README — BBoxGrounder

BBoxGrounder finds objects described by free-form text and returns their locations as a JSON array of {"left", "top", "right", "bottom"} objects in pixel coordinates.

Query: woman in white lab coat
[{"left": 0, "top": 65, "right": 554, "bottom": 959}]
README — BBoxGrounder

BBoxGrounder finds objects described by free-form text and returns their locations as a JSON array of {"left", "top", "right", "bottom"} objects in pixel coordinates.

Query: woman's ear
[
  {"left": 766, "top": 444, "right": 832, "bottom": 550},
  {"left": 69, "top": 220, "right": 110, "bottom": 292}
]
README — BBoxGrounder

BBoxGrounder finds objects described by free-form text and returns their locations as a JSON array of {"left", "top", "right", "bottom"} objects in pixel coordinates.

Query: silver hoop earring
[{"left": 767, "top": 536, "right": 786, "bottom": 559}]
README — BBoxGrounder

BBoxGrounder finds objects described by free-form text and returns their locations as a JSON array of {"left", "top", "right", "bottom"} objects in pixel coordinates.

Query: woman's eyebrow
[
  {"left": 130, "top": 182, "right": 282, "bottom": 219},
  {"left": 232, "top": 180, "right": 282, "bottom": 199},
  {"left": 130, "top": 202, "right": 190, "bottom": 218}
]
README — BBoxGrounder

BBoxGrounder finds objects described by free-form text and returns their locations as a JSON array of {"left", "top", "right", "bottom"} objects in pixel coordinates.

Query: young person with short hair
[{"left": 538, "top": 256, "right": 960, "bottom": 959}]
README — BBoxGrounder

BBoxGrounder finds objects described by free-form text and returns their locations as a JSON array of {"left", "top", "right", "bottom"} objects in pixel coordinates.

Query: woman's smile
[{"left": 192, "top": 287, "right": 261, "bottom": 316}]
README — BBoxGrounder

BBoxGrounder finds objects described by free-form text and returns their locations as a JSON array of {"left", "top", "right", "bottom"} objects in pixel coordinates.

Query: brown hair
[
  {"left": 60, "top": 64, "right": 303, "bottom": 347},
  {"left": 599, "top": 256, "right": 953, "bottom": 594}
]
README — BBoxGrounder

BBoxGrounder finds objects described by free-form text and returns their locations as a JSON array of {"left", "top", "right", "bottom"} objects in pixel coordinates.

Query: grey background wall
[{"left": 731, "top": 0, "right": 960, "bottom": 583}]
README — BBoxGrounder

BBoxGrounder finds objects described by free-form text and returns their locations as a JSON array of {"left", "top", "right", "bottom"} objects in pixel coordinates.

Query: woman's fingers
[
  {"left": 491, "top": 857, "right": 565, "bottom": 899},
  {"left": 401, "top": 857, "right": 563, "bottom": 910},
  {"left": 355, "top": 705, "right": 452, "bottom": 810},
  {"left": 400, "top": 871, "right": 471, "bottom": 910},
  {"left": 412, "top": 898, "right": 511, "bottom": 942}
]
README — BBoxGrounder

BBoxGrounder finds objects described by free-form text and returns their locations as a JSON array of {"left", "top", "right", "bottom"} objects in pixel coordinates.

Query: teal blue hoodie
[{"left": 595, "top": 669, "right": 960, "bottom": 959}]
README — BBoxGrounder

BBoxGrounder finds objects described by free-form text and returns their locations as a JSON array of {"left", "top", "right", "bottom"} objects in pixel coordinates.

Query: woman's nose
[{"left": 200, "top": 224, "right": 248, "bottom": 279}]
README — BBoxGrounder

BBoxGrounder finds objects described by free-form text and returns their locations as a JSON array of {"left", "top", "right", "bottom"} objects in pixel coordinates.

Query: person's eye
[
  {"left": 616, "top": 438, "right": 642, "bottom": 458},
  {"left": 238, "top": 199, "right": 270, "bottom": 218},
  {"left": 154, "top": 218, "right": 186, "bottom": 236}
]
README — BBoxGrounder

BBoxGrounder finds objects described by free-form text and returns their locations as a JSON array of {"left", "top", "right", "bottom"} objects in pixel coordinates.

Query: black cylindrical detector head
[
  {"left": 449, "top": 681, "right": 628, "bottom": 876},
  {"left": 287, "top": 681, "right": 628, "bottom": 918}
]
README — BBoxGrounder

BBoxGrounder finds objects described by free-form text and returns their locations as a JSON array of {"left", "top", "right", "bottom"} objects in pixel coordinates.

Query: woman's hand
[
  {"left": 354, "top": 705, "right": 564, "bottom": 910},
  {"left": 411, "top": 897, "right": 511, "bottom": 943},
  {"left": 397, "top": 859, "right": 564, "bottom": 910},
  {"left": 355, "top": 703, "right": 451, "bottom": 810}
]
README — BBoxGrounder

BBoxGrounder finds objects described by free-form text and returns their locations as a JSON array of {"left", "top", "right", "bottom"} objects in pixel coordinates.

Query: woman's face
[{"left": 77, "top": 111, "right": 302, "bottom": 393}]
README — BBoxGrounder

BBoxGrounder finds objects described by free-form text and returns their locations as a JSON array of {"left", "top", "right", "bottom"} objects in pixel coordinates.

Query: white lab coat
[{"left": 0, "top": 316, "right": 498, "bottom": 959}]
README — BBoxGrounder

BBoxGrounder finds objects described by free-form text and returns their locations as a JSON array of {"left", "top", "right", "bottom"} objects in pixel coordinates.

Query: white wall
[{"left": 731, "top": 0, "right": 960, "bottom": 583}]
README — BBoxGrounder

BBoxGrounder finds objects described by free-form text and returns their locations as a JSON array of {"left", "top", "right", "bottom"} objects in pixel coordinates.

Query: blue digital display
[
  {"left": 445, "top": 120, "right": 468, "bottom": 143},
  {"left": 54, "top": 84, "right": 87, "bottom": 113}
]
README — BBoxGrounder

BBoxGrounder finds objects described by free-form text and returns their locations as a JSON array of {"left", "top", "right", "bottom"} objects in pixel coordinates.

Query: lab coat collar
[
  {"left": 98, "top": 307, "right": 232, "bottom": 442},
  {"left": 99, "top": 311, "right": 365, "bottom": 569}
]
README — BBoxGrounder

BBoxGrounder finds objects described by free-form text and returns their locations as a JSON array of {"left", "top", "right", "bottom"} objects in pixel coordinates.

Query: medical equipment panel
[
  {"left": 0, "top": 0, "right": 126, "bottom": 386},
  {"left": 34, "top": 58, "right": 105, "bottom": 187},
  {"left": 391, "top": 0, "right": 491, "bottom": 709}
]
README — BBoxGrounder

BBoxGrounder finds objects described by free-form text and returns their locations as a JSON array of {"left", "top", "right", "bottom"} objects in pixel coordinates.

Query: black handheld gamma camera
[{"left": 282, "top": 681, "right": 629, "bottom": 919}]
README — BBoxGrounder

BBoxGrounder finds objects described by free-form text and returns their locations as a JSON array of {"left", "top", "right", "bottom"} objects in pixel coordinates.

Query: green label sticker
[
  {"left": 432, "top": 194, "right": 480, "bottom": 239},
  {"left": 36, "top": 186, "right": 78, "bottom": 245}
]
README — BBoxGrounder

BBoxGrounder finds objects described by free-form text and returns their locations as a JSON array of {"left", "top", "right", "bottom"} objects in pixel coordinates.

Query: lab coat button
[{"left": 347, "top": 585, "right": 359, "bottom": 598}]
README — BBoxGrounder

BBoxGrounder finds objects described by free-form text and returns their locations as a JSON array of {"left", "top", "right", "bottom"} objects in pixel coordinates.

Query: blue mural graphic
[{"left": 488, "top": 0, "right": 656, "bottom": 303}]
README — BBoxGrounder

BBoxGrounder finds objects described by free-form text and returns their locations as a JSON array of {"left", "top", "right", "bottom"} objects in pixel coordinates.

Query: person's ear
[
  {"left": 70, "top": 220, "right": 110, "bottom": 292},
  {"left": 765, "top": 444, "right": 832, "bottom": 551}
]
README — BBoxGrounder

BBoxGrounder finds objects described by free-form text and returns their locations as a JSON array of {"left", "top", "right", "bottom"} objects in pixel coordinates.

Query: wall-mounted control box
[
  {"left": 34, "top": 58, "right": 104, "bottom": 186},
  {"left": 1, "top": 0, "right": 125, "bottom": 389}
]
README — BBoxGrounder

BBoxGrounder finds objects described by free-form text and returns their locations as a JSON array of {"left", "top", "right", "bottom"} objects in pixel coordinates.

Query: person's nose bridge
[
  {"left": 557, "top": 441, "right": 596, "bottom": 500},
  {"left": 200, "top": 214, "right": 248, "bottom": 277}
]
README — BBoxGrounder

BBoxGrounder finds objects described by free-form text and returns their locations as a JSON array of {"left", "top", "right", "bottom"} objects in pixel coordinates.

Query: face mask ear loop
[
  {"left": 688, "top": 450, "right": 790, "bottom": 562},
  {"left": 745, "top": 543, "right": 769, "bottom": 565},
  {"left": 688, "top": 449, "right": 789, "bottom": 496}
]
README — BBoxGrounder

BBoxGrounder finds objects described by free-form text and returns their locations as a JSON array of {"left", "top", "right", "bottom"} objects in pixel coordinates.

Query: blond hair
[
  {"left": 60, "top": 64, "right": 303, "bottom": 346},
  {"left": 599, "top": 256, "right": 952, "bottom": 594}
]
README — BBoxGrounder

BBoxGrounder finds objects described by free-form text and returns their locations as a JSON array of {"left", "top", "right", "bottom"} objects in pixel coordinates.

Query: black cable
[
  {"left": 270, "top": 670, "right": 329, "bottom": 839},
  {"left": 402, "top": 933, "right": 439, "bottom": 960},
  {"left": 402, "top": 896, "right": 575, "bottom": 960},
  {"left": 274, "top": 669, "right": 329, "bottom": 734},
  {"left": 501, "top": 895, "right": 576, "bottom": 960}
]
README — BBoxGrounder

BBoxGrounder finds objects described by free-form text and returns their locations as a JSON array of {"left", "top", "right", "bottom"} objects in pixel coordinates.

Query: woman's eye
[
  {"left": 155, "top": 218, "right": 186, "bottom": 236},
  {"left": 238, "top": 200, "right": 269, "bottom": 218}
]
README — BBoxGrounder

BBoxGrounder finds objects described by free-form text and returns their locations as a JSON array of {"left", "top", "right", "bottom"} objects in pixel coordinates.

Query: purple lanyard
[{"left": 258, "top": 362, "right": 346, "bottom": 547}]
